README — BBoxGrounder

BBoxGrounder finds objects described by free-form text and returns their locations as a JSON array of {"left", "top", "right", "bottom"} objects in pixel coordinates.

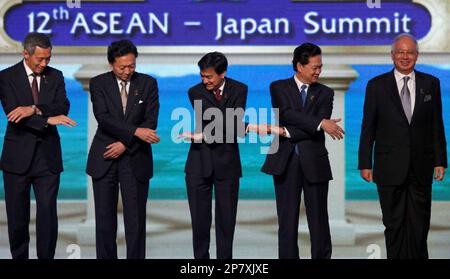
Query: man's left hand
[
  {"left": 178, "top": 132, "right": 203, "bottom": 141},
  {"left": 7, "top": 106, "right": 35, "bottom": 123},
  {"left": 103, "top": 141, "right": 126, "bottom": 159},
  {"left": 434, "top": 166, "right": 445, "bottom": 181}
]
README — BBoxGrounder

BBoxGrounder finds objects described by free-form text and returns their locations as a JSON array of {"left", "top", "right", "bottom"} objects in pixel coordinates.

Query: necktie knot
[
  {"left": 214, "top": 88, "right": 222, "bottom": 102},
  {"left": 401, "top": 76, "right": 412, "bottom": 123},
  {"left": 401, "top": 76, "right": 410, "bottom": 97},
  {"left": 300, "top": 84, "right": 307, "bottom": 106},
  {"left": 403, "top": 76, "right": 410, "bottom": 88},
  {"left": 30, "top": 73, "right": 39, "bottom": 104},
  {"left": 120, "top": 81, "right": 128, "bottom": 114}
]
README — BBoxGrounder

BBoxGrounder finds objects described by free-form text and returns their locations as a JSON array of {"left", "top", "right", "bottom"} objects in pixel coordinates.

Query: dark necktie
[
  {"left": 400, "top": 76, "right": 412, "bottom": 124},
  {"left": 31, "top": 73, "right": 39, "bottom": 104},
  {"left": 295, "top": 84, "right": 308, "bottom": 155},
  {"left": 300, "top": 84, "right": 307, "bottom": 106},
  {"left": 214, "top": 88, "right": 222, "bottom": 102}
]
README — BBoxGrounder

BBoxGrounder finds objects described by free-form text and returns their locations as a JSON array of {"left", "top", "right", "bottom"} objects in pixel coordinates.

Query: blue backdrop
[{"left": 0, "top": 63, "right": 448, "bottom": 200}]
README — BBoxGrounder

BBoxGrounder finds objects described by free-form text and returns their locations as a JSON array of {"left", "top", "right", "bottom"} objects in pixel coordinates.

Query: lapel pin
[
  {"left": 419, "top": 88, "right": 424, "bottom": 95},
  {"left": 310, "top": 95, "right": 315, "bottom": 101},
  {"left": 134, "top": 90, "right": 139, "bottom": 96}
]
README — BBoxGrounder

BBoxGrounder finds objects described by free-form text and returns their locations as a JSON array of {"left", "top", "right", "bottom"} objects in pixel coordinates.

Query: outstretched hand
[
  {"left": 321, "top": 118, "right": 345, "bottom": 140},
  {"left": 177, "top": 132, "right": 203, "bottom": 141}
]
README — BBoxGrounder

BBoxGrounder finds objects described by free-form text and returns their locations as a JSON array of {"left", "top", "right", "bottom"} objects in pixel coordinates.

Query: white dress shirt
[
  {"left": 23, "top": 60, "right": 41, "bottom": 90},
  {"left": 394, "top": 69, "right": 416, "bottom": 113},
  {"left": 116, "top": 77, "right": 131, "bottom": 94},
  {"left": 284, "top": 75, "right": 321, "bottom": 138},
  {"left": 214, "top": 80, "right": 225, "bottom": 96}
]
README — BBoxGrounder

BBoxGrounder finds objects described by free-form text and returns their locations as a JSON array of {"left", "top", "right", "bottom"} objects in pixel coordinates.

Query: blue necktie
[
  {"left": 295, "top": 84, "right": 308, "bottom": 155},
  {"left": 300, "top": 84, "right": 307, "bottom": 106}
]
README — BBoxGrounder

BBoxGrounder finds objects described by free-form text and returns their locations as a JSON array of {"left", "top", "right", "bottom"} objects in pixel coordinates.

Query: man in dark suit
[
  {"left": 358, "top": 34, "right": 447, "bottom": 259},
  {"left": 179, "top": 52, "right": 248, "bottom": 259},
  {"left": 86, "top": 40, "right": 160, "bottom": 259},
  {"left": 0, "top": 33, "right": 76, "bottom": 259},
  {"left": 261, "top": 43, "right": 344, "bottom": 259}
]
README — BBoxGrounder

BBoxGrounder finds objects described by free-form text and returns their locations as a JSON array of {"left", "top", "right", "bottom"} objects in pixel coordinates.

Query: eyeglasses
[{"left": 393, "top": 50, "right": 417, "bottom": 57}]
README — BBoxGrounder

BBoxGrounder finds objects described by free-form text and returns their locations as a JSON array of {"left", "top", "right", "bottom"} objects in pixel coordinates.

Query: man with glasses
[{"left": 358, "top": 34, "right": 447, "bottom": 259}]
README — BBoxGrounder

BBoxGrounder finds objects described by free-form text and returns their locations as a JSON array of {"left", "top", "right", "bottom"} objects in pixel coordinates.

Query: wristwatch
[{"left": 31, "top": 105, "right": 42, "bottom": 116}]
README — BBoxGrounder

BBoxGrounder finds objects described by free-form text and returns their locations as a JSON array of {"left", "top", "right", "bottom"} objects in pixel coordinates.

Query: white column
[
  {"left": 324, "top": 65, "right": 358, "bottom": 245},
  {"left": 73, "top": 64, "right": 109, "bottom": 245},
  {"left": 299, "top": 65, "right": 358, "bottom": 245}
]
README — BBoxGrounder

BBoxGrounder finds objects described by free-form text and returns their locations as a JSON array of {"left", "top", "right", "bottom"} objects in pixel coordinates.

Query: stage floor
[{"left": 0, "top": 200, "right": 449, "bottom": 259}]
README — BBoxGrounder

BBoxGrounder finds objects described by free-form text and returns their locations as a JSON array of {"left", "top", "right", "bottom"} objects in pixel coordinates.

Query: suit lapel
[
  {"left": 219, "top": 79, "right": 232, "bottom": 108},
  {"left": 201, "top": 84, "right": 217, "bottom": 106},
  {"left": 124, "top": 74, "right": 138, "bottom": 120},
  {"left": 287, "top": 78, "right": 303, "bottom": 111},
  {"left": 108, "top": 72, "right": 125, "bottom": 118},
  {"left": 38, "top": 68, "right": 50, "bottom": 105},
  {"left": 411, "top": 71, "right": 424, "bottom": 124},
  {"left": 305, "top": 83, "right": 320, "bottom": 110},
  {"left": 387, "top": 70, "right": 410, "bottom": 124},
  {"left": 16, "top": 62, "right": 35, "bottom": 105}
]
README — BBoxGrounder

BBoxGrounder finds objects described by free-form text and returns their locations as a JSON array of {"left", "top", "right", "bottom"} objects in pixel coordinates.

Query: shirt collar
[
  {"left": 116, "top": 77, "right": 130, "bottom": 86},
  {"left": 394, "top": 69, "right": 415, "bottom": 83},
  {"left": 23, "top": 60, "right": 34, "bottom": 77},
  {"left": 294, "top": 75, "right": 308, "bottom": 91},
  {"left": 213, "top": 79, "right": 226, "bottom": 94},
  {"left": 218, "top": 79, "right": 225, "bottom": 93}
]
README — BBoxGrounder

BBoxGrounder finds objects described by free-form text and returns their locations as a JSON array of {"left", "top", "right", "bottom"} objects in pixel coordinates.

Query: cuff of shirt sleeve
[{"left": 284, "top": 127, "right": 291, "bottom": 138}]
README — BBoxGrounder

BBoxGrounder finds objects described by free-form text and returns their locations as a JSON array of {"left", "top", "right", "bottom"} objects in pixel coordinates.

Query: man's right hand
[
  {"left": 247, "top": 124, "right": 271, "bottom": 136},
  {"left": 320, "top": 118, "right": 345, "bottom": 140},
  {"left": 177, "top": 132, "right": 203, "bottom": 141},
  {"left": 47, "top": 115, "right": 77, "bottom": 127},
  {"left": 134, "top": 128, "right": 160, "bottom": 144},
  {"left": 247, "top": 124, "right": 287, "bottom": 137},
  {"left": 360, "top": 169, "right": 373, "bottom": 182},
  {"left": 7, "top": 106, "right": 35, "bottom": 123}
]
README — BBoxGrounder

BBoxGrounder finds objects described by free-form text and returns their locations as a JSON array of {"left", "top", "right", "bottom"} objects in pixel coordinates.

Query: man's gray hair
[
  {"left": 391, "top": 33, "right": 419, "bottom": 52},
  {"left": 22, "top": 32, "right": 52, "bottom": 55}
]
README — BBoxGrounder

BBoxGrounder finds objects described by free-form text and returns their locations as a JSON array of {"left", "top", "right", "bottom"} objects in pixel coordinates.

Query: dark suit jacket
[
  {"left": 0, "top": 61, "right": 70, "bottom": 174},
  {"left": 358, "top": 70, "right": 447, "bottom": 186},
  {"left": 86, "top": 71, "right": 159, "bottom": 182},
  {"left": 262, "top": 77, "right": 333, "bottom": 184},
  {"left": 184, "top": 77, "right": 248, "bottom": 179}
]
